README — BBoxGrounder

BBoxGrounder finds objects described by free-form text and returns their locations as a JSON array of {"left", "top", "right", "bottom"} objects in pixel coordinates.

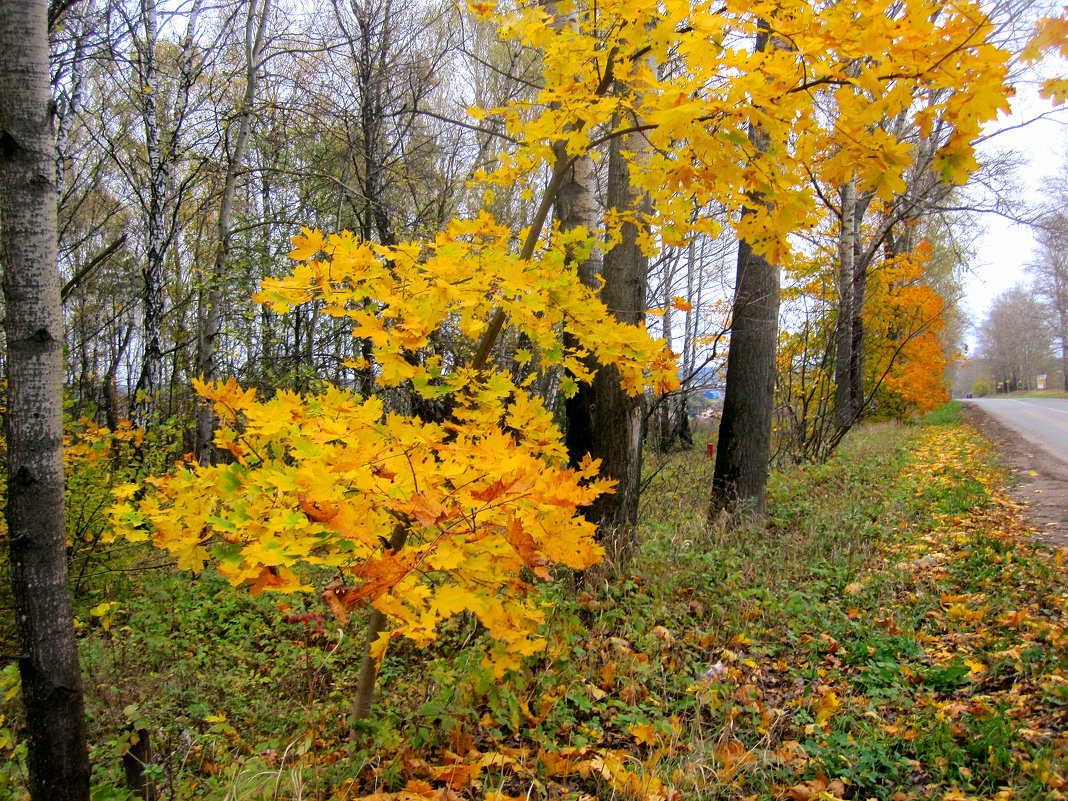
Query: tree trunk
[
  {"left": 122, "top": 727, "right": 157, "bottom": 801},
  {"left": 558, "top": 146, "right": 601, "bottom": 464},
  {"left": 0, "top": 1, "right": 91, "bottom": 797},
  {"left": 133, "top": 0, "right": 202, "bottom": 424},
  {"left": 565, "top": 123, "right": 648, "bottom": 564},
  {"left": 542, "top": 0, "right": 645, "bottom": 563},
  {"left": 709, "top": 23, "right": 778, "bottom": 521},
  {"left": 834, "top": 177, "right": 856, "bottom": 428},
  {"left": 676, "top": 238, "right": 695, "bottom": 452},
  {"left": 196, "top": 0, "right": 271, "bottom": 465},
  {"left": 351, "top": 522, "right": 407, "bottom": 727},
  {"left": 132, "top": 0, "right": 165, "bottom": 422},
  {"left": 849, "top": 193, "right": 872, "bottom": 418},
  {"left": 356, "top": 0, "right": 398, "bottom": 248},
  {"left": 1052, "top": 264, "right": 1068, "bottom": 392},
  {"left": 709, "top": 238, "right": 780, "bottom": 519}
]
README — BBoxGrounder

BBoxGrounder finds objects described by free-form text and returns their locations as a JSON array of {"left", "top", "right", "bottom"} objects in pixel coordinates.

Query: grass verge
[{"left": 2, "top": 405, "right": 1067, "bottom": 800}]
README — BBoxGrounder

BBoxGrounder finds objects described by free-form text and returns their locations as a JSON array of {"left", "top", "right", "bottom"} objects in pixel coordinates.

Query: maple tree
[
  {"left": 462, "top": 0, "right": 1029, "bottom": 519},
  {"left": 109, "top": 219, "right": 679, "bottom": 717},
  {"left": 108, "top": 0, "right": 1068, "bottom": 725},
  {"left": 63, "top": 395, "right": 1068, "bottom": 800},
  {"left": 708, "top": 22, "right": 781, "bottom": 520},
  {"left": 861, "top": 240, "right": 954, "bottom": 418},
  {"left": 777, "top": 218, "right": 962, "bottom": 462}
]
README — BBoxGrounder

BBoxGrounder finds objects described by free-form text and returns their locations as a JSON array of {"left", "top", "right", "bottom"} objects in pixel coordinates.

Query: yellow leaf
[
  {"left": 627, "top": 722, "right": 657, "bottom": 746},
  {"left": 814, "top": 690, "right": 840, "bottom": 724},
  {"left": 369, "top": 630, "right": 392, "bottom": 665},
  {"left": 289, "top": 227, "right": 327, "bottom": 261}
]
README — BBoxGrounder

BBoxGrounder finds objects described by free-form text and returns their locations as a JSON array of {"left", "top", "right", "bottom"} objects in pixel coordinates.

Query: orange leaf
[
  {"left": 322, "top": 587, "right": 349, "bottom": 625},
  {"left": 298, "top": 494, "right": 339, "bottom": 522},
  {"left": 405, "top": 492, "right": 447, "bottom": 527},
  {"left": 247, "top": 566, "right": 286, "bottom": 596},
  {"left": 371, "top": 463, "right": 398, "bottom": 480},
  {"left": 346, "top": 549, "right": 415, "bottom": 604},
  {"left": 430, "top": 761, "right": 481, "bottom": 790},
  {"left": 786, "top": 778, "right": 826, "bottom": 801},
  {"left": 401, "top": 778, "right": 435, "bottom": 798},
  {"left": 471, "top": 478, "right": 507, "bottom": 503},
  {"left": 503, "top": 518, "right": 549, "bottom": 579}
]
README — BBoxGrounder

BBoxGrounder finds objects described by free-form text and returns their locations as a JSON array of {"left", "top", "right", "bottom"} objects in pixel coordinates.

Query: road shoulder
[{"left": 961, "top": 402, "right": 1068, "bottom": 548}]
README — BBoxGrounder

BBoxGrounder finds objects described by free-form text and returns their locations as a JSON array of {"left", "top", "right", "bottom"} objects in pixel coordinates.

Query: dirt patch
[{"left": 961, "top": 404, "right": 1068, "bottom": 549}]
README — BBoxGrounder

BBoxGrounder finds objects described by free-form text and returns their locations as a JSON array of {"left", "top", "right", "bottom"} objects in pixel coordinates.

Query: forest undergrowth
[{"left": 3, "top": 402, "right": 1068, "bottom": 800}]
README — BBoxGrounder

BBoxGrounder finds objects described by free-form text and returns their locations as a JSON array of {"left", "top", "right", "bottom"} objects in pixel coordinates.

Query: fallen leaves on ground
[{"left": 316, "top": 421, "right": 1068, "bottom": 800}]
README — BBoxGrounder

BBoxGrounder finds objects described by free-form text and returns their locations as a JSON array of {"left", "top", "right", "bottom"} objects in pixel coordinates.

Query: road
[{"left": 965, "top": 398, "right": 1068, "bottom": 468}]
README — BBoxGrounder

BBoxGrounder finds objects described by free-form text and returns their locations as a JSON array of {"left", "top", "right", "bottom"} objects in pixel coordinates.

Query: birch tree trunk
[
  {"left": 132, "top": 0, "right": 165, "bottom": 421},
  {"left": 556, "top": 145, "right": 602, "bottom": 463},
  {"left": 132, "top": 0, "right": 202, "bottom": 424},
  {"left": 196, "top": 0, "right": 272, "bottom": 465},
  {"left": 0, "top": 0, "right": 91, "bottom": 797}
]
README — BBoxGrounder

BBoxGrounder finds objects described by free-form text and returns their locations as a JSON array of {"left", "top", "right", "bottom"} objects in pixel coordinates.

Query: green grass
[
  {"left": 923, "top": 399, "right": 963, "bottom": 425},
  {"left": 4, "top": 403, "right": 1068, "bottom": 800}
]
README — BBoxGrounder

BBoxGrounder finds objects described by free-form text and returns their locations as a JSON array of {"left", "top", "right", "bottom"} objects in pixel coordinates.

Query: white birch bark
[{"left": 196, "top": 0, "right": 272, "bottom": 464}]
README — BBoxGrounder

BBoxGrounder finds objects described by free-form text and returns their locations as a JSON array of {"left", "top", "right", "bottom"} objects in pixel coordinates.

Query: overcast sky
[{"left": 965, "top": 71, "right": 1068, "bottom": 337}]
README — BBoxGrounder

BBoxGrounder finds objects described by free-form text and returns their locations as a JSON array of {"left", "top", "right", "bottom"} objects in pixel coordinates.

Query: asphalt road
[{"left": 965, "top": 397, "right": 1068, "bottom": 468}]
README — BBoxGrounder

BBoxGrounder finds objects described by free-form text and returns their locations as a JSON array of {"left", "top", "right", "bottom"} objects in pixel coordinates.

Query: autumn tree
[
  {"left": 1031, "top": 205, "right": 1068, "bottom": 391},
  {"left": 860, "top": 236, "right": 957, "bottom": 417},
  {"left": 195, "top": 0, "right": 272, "bottom": 465},
  {"left": 563, "top": 70, "right": 652, "bottom": 562},
  {"left": 776, "top": 202, "right": 971, "bottom": 462},
  {"left": 708, "top": 22, "right": 780, "bottom": 520},
  {"left": 738, "top": 0, "right": 1045, "bottom": 469},
  {"left": 109, "top": 0, "right": 1068, "bottom": 722},
  {"left": 978, "top": 283, "right": 1055, "bottom": 392},
  {"left": 0, "top": 0, "right": 91, "bottom": 796},
  {"left": 110, "top": 222, "right": 679, "bottom": 718}
]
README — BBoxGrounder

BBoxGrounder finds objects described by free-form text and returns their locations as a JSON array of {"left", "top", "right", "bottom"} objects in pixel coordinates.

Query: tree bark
[
  {"left": 564, "top": 122, "right": 648, "bottom": 564},
  {"left": 540, "top": 0, "right": 646, "bottom": 563},
  {"left": 709, "top": 23, "right": 778, "bottom": 521},
  {"left": 709, "top": 238, "right": 780, "bottom": 519},
  {"left": 848, "top": 192, "right": 872, "bottom": 418},
  {"left": 196, "top": 0, "right": 272, "bottom": 465},
  {"left": 0, "top": 1, "right": 91, "bottom": 797},
  {"left": 834, "top": 177, "right": 856, "bottom": 427},
  {"left": 132, "top": 0, "right": 202, "bottom": 424},
  {"left": 132, "top": 0, "right": 165, "bottom": 421},
  {"left": 558, "top": 145, "right": 601, "bottom": 465},
  {"left": 351, "top": 522, "right": 407, "bottom": 726}
]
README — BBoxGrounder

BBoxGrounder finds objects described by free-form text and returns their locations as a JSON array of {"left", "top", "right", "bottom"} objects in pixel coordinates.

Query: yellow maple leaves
[
  {"left": 110, "top": 366, "right": 616, "bottom": 665},
  {"left": 108, "top": 0, "right": 1068, "bottom": 693},
  {"left": 112, "top": 177, "right": 676, "bottom": 667},
  {"left": 473, "top": 0, "right": 1033, "bottom": 265}
]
